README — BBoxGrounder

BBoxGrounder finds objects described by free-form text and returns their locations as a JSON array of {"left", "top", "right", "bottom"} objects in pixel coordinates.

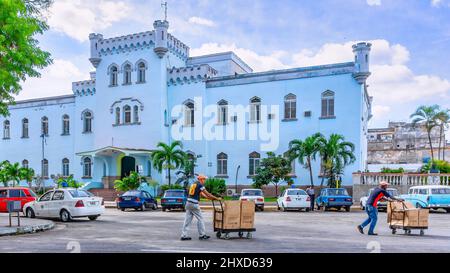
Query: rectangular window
[
  {"left": 218, "top": 105, "right": 228, "bottom": 125},
  {"left": 250, "top": 104, "right": 261, "bottom": 122},
  {"left": 249, "top": 158, "right": 260, "bottom": 176}
]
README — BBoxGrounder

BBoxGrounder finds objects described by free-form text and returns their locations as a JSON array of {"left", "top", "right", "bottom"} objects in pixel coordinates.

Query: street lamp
[
  {"left": 40, "top": 133, "right": 46, "bottom": 193},
  {"left": 235, "top": 165, "right": 240, "bottom": 196}
]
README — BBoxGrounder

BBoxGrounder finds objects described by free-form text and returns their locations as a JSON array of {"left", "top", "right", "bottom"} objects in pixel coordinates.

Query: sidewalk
[{"left": 0, "top": 214, "right": 54, "bottom": 237}]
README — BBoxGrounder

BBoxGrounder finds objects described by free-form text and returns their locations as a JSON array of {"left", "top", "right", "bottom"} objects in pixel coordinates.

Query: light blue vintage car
[{"left": 400, "top": 185, "right": 450, "bottom": 213}]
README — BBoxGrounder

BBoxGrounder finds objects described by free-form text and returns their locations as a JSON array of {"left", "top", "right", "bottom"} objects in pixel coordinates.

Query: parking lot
[{"left": 1, "top": 208, "right": 450, "bottom": 253}]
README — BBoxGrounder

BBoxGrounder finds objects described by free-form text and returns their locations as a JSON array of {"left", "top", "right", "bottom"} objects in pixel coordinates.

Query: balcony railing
[{"left": 353, "top": 172, "right": 450, "bottom": 186}]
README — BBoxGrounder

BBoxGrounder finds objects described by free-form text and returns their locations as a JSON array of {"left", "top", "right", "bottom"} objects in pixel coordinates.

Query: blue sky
[{"left": 18, "top": 0, "right": 450, "bottom": 132}]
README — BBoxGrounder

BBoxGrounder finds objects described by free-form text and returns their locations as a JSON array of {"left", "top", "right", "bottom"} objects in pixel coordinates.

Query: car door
[
  {"left": 35, "top": 191, "right": 54, "bottom": 217},
  {"left": 0, "top": 189, "right": 8, "bottom": 212},
  {"left": 48, "top": 191, "right": 65, "bottom": 217}
]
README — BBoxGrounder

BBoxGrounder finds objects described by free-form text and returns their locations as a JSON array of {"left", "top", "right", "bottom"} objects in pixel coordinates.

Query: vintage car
[
  {"left": 359, "top": 188, "right": 399, "bottom": 211},
  {"left": 316, "top": 188, "right": 353, "bottom": 212},
  {"left": 161, "top": 189, "right": 187, "bottom": 212},
  {"left": 0, "top": 187, "right": 37, "bottom": 213},
  {"left": 400, "top": 185, "right": 450, "bottom": 212}
]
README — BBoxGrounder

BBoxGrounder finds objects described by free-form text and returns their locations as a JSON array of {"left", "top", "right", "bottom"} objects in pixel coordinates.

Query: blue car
[
  {"left": 400, "top": 185, "right": 450, "bottom": 213},
  {"left": 316, "top": 188, "right": 353, "bottom": 212},
  {"left": 116, "top": 190, "right": 158, "bottom": 211},
  {"left": 161, "top": 190, "right": 187, "bottom": 212}
]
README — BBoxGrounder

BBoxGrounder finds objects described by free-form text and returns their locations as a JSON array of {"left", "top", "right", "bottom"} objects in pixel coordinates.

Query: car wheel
[
  {"left": 345, "top": 206, "right": 351, "bottom": 212},
  {"left": 26, "top": 208, "right": 35, "bottom": 218},
  {"left": 60, "top": 209, "right": 71, "bottom": 222},
  {"left": 88, "top": 215, "right": 98, "bottom": 221},
  {"left": 162, "top": 207, "right": 166, "bottom": 212},
  {"left": 305, "top": 208, "right": 310, "bottom": 212},
  {"left": 260, "top": 207, "right": 264, "bottom": 212},
  {"left": 141, "top": 203, "right": 147, "bottom": 211},
  {"left": 121, "top": 208, "right": 125, "bottom": 212},
  {"left": 281, "top": 205, "right": 286, "bottom": 212},
  {"left": 152, "top": 203, "right": 158, "bottom": 210},
  {"left": 445, "top": 208, "right": 450, "bottom": 214}
]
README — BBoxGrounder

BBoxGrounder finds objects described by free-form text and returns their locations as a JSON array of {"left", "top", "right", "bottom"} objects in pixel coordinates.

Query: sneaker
[
  {"left": 180, "top": 237, "right": 192, "bottom": 241},
  {"left": 368, "top": 233, "right": 378, "bottom": 236},
  {"left": 199, "top": 235, "right": 211, "bottom": 240},
  {"left": 357, "top": 225, "right": 364, "bottom": 234}
]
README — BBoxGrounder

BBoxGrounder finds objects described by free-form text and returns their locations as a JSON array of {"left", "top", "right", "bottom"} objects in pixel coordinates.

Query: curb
[{"left": 0, "top": 221, "right": 55, "bottom": 237}]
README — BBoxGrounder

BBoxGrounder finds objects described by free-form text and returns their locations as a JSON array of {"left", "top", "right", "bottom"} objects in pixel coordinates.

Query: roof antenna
[{"left": 161, "top": 1, "right": 168, "bottom": 21}]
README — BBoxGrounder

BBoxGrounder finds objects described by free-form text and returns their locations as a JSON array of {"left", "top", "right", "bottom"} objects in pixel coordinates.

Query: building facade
[
  {"left": 0, "top": 19, "right": 372, "bottom": 190},
  {"left": 367, "top": 122, "right": 449, "bottom": 172}
]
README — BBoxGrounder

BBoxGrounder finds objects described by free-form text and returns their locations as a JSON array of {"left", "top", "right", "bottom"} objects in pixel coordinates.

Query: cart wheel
[
  {"left": 216, "top": 231, "right": 222, "bottom": 239},
  {"left": 238, "top": 232, "right": 244, "bottom": 238},
  {"left": 246, "top": 232, "right": 252, "bottom": 239},
  {"left": 420, "top": 230, "right": 425, "bottom": 236},
  {"left": 392, "top": 229, "right": 396, "bottom": 235},
  {"left": 224, "top": 233, "right": 230, "bottom": 240}
]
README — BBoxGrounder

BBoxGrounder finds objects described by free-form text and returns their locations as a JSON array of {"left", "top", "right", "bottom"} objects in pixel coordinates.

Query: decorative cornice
[
  {"left": 167, "top": 64, "right": 218, "bottom": 86},
  {"left": 72, "top": 79, "right": 96, "bottom": 97}
]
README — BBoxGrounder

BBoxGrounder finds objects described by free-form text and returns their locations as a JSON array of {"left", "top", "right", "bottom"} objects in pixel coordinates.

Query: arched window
[
  {"left": 184, "top": 101, "right": 195, "bottom": 126},
  {"left": 41, "top": 117, "right": 48, "bottom": 136},
  {"left": 3, "top": 120, "right": 10, "bottom": 139},
  {"left": 123, "top": 64, "right": 132, "bottom": 85},
  {"left": 123, "top": 105, "right": 131, "bottom": 124},
  {"left": 42, "top": 159, "right": 49, "bottom": 178},
  {"left": 83, "top": 157, "right": 92, "bottom": 178},
  {"left": 62, "top": 115, "right": 70, "bottom": 135},
  {"left": 321, "top": 91, "right": 335, "bottom": 118},
  {"left": 62, "top": 158, "right": 70, "bottom": 177},
  {"left": 218, "top": 100, "right": 228, "bottom": 125},
  {"left": 284, "top": 94, "right": 297, "bottom": 120},
  {"left": 250, "top": 97, "right": 261, "bottom": 122},
  {"left": 22, "top": 159, "right": 29, "bottom": 169},
  {"left": 22, "top": 118, "right": 29, "bottom": 138},
  {"left": 115, "top": 107, "right": 121, "bottom": 125},
  {"left": 110, "top": 65, "right": 118, "bottom": 86},
  {"left": 137, "top": 62, "right": 146, "bottom": 83},
  {"left": 249, "top": 152, "right": 261, "bottom": 176},
  {"left": 217, "top": 153, "right": 228, "bottom": 176},
  {"left": 82, "top": 111, "right": 93, "bottom": 133},
  {"left": 133, "top": 105, "right": 139, "bottom": 123}
]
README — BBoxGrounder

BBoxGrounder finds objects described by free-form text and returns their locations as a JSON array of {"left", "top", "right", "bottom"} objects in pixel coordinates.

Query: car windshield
[
  {"left": 123, "top": 191, "right": 140, "bottom": 197},
  {"left": 287, "top": 190, "right": 307, "bottom": 196},
  {"left": 164, "top": 191, "right": 185, "bottom": 197},
  {"left": 327, "top": 189, "right": 349, "bottom": 196},
  {"left": 69, "top": 190, "right": 93, "bottom": 198},
  {"left": 388, "top": 189, "right": 398, "bottom": 196},
  {"left": 242, "top": 190, "right": 263, "bottom": 196},
  {"left": 431, "top": 188, "right": 450, "bottom": 195}
]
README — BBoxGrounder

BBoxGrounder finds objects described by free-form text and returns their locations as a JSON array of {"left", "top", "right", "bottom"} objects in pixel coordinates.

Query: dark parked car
[
  {"left": 161, "top": 190, "right": 187, "bottom": 212},
  {"left": 116, "top": 190, "right": 158, "bottom": 211}
]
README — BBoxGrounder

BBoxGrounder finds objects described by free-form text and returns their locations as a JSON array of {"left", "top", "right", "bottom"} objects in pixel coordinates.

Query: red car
[{"left": 0, "top": 187, "right": 37, "bottom": 213}]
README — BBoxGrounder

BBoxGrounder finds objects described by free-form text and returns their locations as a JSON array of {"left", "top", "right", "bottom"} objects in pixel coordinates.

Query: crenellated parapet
[
  {"left": 167, "top": 64, "right": 218, "bottom": 86},
  {"left": 167, "top": 33, "right": 189, "bottom": 61},
  {"left": 72, "top": 79, "right": 96, "bottom": 97},
  {"left": 96, "top": 31, "right": 156, "bottom": 58}
]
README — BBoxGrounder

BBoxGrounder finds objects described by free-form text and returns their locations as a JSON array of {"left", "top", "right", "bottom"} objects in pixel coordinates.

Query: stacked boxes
[
  {"left": 388, "top": 201, "right": 429, "bottom": 228},
  {"left": 214, "top": 200, "right": 255, "bottom": 230}
]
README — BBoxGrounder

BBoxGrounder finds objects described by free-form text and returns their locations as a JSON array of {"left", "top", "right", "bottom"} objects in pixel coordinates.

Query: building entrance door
[{"left": 121, "top": 156, "right": 136, "bottom": 178}]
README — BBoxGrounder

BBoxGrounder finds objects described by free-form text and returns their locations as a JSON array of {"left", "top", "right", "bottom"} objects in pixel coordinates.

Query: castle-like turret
[
  {"left": 153, "top": 20, "right": 169, "bottom": 58},
  {"left": 89, "top": 33, "right": 103, "bottom": 68},
  {"left": 352, "top": 42, "right": 372, "bottom": 84}
]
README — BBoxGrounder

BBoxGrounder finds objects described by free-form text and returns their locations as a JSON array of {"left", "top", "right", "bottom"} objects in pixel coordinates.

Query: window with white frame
[
  {"left": 110, "top": 65, "right": 118, "bottom": 86},
  {"left": 62, "top": 158, "right": 70, "bottom": 177},
  {"left": 184, "top": 101, "right": 195, "bottom": 126},
  {"left": 115, "top": 107, "right": 121, "bottom": 125},
  {"left": 123, "top": 64, "right": 132, "bottom": 85},
  {"left": 137, "top": 62, "right": 146, "bottom": 83},
  {"left": 82, "top": 111, "right": 93, "bottom": 133},
  {"left": 217, "top": 100, "right": 228, "bottom": 125},
  {"left": 250, "top": 97, "right": 261, "bottom": 123},
  {"left": 249, "top": 152, "right": 261, "bottom": 176},
  {"left": 321, "top": 90, "right": 335, "bottom": 118},
  {"left": 217, "top": 153, "right": 228, "bottom": 176},
  {"left": 123, "top": 105, "right": 132, "bottom": 124},
  {"left": 41, "top": 117, "right": 48, "bottom": 136},
  {"left": 22, "top": 118, "right": 29, "bottom": 138},
  {"left": 22, "top": 159, "right": 29, "bottom": 169},
  {"left": 3, "top": 120, "right": 10, "bottom": 139},
  {"left": 83, "top": 157, "right": 92, "bottom": 178},
  {"left": 284, "top": 93, "right": 297, "bottom": 119},
  {"left": 134, "top": 105, "right": 139, "bottom": 123},
  {"left": 62, "top": 115, "right": 70, "bottom": 135}
]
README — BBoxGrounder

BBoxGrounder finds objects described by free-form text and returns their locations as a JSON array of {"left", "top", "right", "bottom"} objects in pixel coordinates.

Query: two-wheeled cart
[
  {"left": 212, "top": 200, "right": 255, "bottom": 240},
  {"left": 387, "top": 201, "right": 428, "bottom": 236}
]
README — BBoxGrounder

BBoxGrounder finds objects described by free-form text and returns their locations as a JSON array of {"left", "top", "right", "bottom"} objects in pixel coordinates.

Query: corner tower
[
  {"left": 352, "top": 42, "right": 372, "bottom": 84},
  {"left": 89, "top": 33, "right": 103, "bottom": 68},
  {"left": 153, "top": 20, "right": 169, "bottom": 58}
]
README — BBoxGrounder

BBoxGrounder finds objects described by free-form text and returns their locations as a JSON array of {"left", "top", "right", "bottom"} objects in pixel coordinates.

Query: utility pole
[
  {"left": 235, "top": 165, "right": 240, "bottom": 196},
  {"left": 161, "top": 1, "right": 168, "bottom": 21},
  {"left": 41, "top": 133, "right": 46, "bottom": 193}
]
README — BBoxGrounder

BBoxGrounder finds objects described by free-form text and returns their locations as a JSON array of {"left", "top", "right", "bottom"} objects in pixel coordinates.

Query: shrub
[
  {"left": 381, "top": 167, "right": 405, "bottom": 174},
  {"left": 204, "top": 178, "right": 226, "bottom": 196},
  {"left": 421, "top": 160, "right": 450, "bottom": 174},
  {"left": 160, "top": 184, "right": 184, "bottom": 193}
]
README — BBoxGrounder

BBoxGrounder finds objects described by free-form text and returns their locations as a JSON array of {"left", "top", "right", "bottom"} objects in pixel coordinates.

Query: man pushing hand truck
[{"left": 180, "top": 174, "right": 221, "bottom": 241}]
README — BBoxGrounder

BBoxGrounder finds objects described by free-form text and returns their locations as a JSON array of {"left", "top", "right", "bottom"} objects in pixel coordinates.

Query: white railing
[{"left": 353, "top": 172, "right": 450, "bottom": 186}]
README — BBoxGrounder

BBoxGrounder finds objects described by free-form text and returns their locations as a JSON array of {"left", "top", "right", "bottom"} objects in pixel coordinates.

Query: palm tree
[
  {"left": 288, "top": 133, "right": 323, "bottom": 187},
  {"left": 20, "top": 167, "right": 35, "bottom": 188},
  {"left": 150, "top": 141, "right": 186, "bottom": 186},
  {"left": 435, "top": 109, "right": 450, "bottom": 160},
  {"left": 0, "top": 161, "right": 11, "bottom": 187},
  {"left": 410, "top": 105, "right": 440, "bottom": 162},
  {"left": 114, "top": 172, "right": 143, "bottom": 192},
  {"left": 317, "top": 134, "right": 356, "bottom": 189},
  {"left": 6, "top": 162, "right": 22, "bottom": 187}
]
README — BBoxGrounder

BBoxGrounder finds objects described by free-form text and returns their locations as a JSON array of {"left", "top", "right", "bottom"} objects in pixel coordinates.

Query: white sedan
[
  {"left": 23, "top": 188, "right": 104, "bottom": 222},
  {"left": 277, "top": 189, "right": 311, "bottom": 212}
]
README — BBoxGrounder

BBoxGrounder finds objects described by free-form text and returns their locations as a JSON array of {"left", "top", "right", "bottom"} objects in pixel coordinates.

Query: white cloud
[
  {"left": 47, "top": 0, "right": 132, "bottom": 42},
  {"left": 188, "top": 17, "right": 216, "bottom": 27},
  {"left": 431, "top": 0, "right": 442, "bottom": 7},
  {"left": 372, "top": 105, "right": 391, "bottom": 116},
  {"left": 17, "top": 59, "right": 89, "bottom": 100},
  {"left": 367, "top": 0, "right": 381, "bottom": 6}
]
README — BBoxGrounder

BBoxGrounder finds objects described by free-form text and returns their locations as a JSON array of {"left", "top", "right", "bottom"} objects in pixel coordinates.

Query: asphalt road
[{"left": 0, "top": 208, "right": 449, "bottom": 253}]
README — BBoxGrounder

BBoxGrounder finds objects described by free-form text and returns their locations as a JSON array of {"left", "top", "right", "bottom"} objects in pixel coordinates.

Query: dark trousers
[{"left": 309, "top": 195, "right": 315, "bottom": 211}]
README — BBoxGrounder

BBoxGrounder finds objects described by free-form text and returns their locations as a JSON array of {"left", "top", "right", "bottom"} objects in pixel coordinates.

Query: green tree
[
  {"left": 288, "top": 133, "right": 323, "bottom": 187},
  {"left": 0, "top": 161, "right": 11, "bottom": 187},
  {"left": 204, "top": 178, "right": 226, "bottom": 196},
  {"left": 150, "top": 141, "right": 186, "bottom": 186},
  {"left": 410, "top": 105, "right": 440, "bottom": 162},
  {"left": 252, "top": 152, "right": 292, "bottom": 196},
  {"left": 175, "top": 154, "right": 197, "bottom": 189},
  {"left": 114, "top": 172, "right": 143, "bottom": 192},
  {"left": 20, "top": 166, "right": 35, "bottom": 188},
  {"left": 5, "top": 162, "right": 22, "bottom": 187},
  {"left": 0, "top": 0, "right": 53, "bottom": 116},
  {"left": 435, "top": 109, "right": 450, "bottom": 160},
  {"left": 317, "top": 134, "right": 356, "bottom": 189}
]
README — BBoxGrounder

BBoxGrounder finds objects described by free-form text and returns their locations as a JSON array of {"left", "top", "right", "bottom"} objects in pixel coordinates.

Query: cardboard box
[
  {"left": 240, "top": 201, "right": 255, "bottom": 229},
  {"left": 387, "top": 201, "right": 429, "bottom": 228}
]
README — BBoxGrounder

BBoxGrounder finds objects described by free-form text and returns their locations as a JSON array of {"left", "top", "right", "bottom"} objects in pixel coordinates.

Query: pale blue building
[{"left": 0, "top": 19, "right": 372, "bottom": 192}]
